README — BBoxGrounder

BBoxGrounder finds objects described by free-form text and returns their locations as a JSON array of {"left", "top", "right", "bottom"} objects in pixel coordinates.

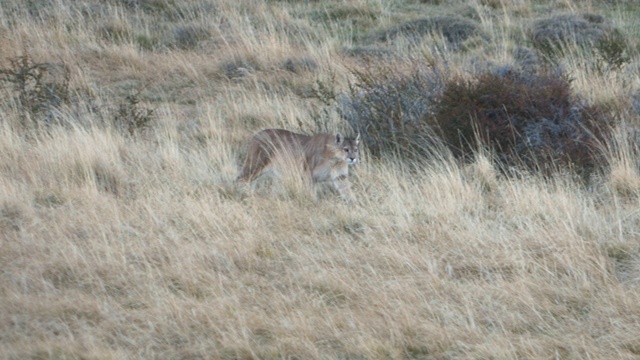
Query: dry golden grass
[{"left": 2, "top": 0, "right": 640, "bottom": 358}]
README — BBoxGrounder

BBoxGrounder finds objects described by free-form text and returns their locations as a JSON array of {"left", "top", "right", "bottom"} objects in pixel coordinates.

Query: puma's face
[
  {"left": 343, "top": 142, "right": 359, "bottom": 164},
  {"left": 337, "top": 133, "right": 360, "bottom": 165}
]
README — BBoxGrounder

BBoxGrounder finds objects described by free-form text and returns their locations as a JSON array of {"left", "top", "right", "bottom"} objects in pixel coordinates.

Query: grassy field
[{"left": 2, "top": 0, "right": 640, "bottom": 358}]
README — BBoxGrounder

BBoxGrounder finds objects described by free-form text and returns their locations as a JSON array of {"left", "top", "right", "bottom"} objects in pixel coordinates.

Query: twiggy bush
[
  {"left": 0, "top": 54, "right": 70, "bottom": 127},
  {"left": 430, "top": 67, "right": 611, "bottom": 174},
  {"left": 114, "top": 93, "right": 155, "bottom": 136},
  {"left": 339, "top": 65, "right": 448, "bottom": 158}
]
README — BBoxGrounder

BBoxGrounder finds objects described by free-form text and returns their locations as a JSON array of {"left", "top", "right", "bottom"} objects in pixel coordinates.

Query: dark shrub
[
  {"left": 379, "top": 16, "right": 487, "bottom": 48},
  {"left": 339, "top": 65, "right": 448, "bottom": 158},
  {"left": 332, "top": 60, "right": 614, "bottom": 175},
  {"left": 430, "top": 67, "right": 610, "bottom": 173},
  {"left": 529, "top": 13, "right": 629, "bottom": 65}
]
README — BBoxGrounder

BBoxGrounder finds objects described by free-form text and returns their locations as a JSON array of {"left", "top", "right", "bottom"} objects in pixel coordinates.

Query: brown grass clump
[{"left": 608, "top": 160, "right": 640, "bottom": 198}]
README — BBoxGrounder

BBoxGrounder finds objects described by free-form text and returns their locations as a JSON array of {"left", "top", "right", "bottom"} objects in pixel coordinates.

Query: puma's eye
[{"left": 343, "top": 148, "right": 349, "bottom": 152}]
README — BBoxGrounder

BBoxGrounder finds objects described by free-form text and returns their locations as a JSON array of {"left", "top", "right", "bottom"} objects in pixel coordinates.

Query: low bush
[
  {"left": 114, "top": 92, "right": 155, "bottom": 136},
  {"left": 530, "top": 14, "right": 606, "bottom": 56},
  {"left": 430, "top": 67, "right": 611, "bottom": 174},
  {"left": 0, "top": 54, "right": 71, "bottom": 128},
  {"left": 329, "top": 60, "right": 615, "bottom": 176},
  {"left": 529, "top": 13, "right": 630, "bottom": 68},
  {"left": 342, "top": 46, "right": 394, "bottom": 60},
  {"left": 0, "top": 54, "right": 155, "bottom": 136},
  {"left": 338, "top": 65, "right": 448, "bottom": 158},
  {"left": 98, "top": 22, "right": 134, "bottom": 44},
  {"left": 120, "top": 0, "right": 187, "bottom": 20},
  {"left": 513, "top": 46, "right": 541, "bottom": 71},
  {"left": 595, "top": 28, "right": 630, "bottom": 70},
  {"left": 219, "top": 56, "right": 260, "bottom": 80}
]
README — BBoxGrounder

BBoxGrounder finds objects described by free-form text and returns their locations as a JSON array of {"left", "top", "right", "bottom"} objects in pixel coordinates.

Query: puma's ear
[
  {"left": 336, "top": 133, "right": 343, "bottom": 144},
  {"left": 355, "top": 133, "right": 360, "bottom": 144}
]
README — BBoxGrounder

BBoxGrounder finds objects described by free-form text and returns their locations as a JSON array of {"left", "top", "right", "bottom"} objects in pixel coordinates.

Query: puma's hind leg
[{"left": 236, "top": 141, "right": 272, "bottom": 183}]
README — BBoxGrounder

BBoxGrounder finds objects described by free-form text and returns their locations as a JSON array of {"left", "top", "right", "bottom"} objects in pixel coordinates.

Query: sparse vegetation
[
  {"left": 0, "top": 54, "right": 70, "bottom": 127},
  {"left": 3, "top": 0, "right": 640, "bottom": 359}
]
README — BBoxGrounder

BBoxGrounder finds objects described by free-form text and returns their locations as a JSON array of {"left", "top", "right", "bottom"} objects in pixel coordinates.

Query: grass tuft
[{"left": 379, "top": 15, "right": 488, "bottom": 48}]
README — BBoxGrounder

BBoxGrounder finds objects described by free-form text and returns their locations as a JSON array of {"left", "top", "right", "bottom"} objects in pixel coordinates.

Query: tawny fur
[{"left": 236, "top": 129, "right": 360, "bottom": 201}]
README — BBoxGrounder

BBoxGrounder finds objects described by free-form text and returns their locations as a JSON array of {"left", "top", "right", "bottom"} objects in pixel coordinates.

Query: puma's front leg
[{"left": 333, "top": 175, "right": 355, "bottom": 203}]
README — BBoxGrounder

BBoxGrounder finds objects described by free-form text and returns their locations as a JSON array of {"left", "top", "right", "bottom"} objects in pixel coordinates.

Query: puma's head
[{"left": 336, "top": 133, "right": 360, "bottom": 165}]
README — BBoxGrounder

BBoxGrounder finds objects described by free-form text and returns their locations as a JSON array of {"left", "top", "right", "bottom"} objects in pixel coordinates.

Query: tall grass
[{"left": 2, "top": 0, "right": 640, "bottom": 358}]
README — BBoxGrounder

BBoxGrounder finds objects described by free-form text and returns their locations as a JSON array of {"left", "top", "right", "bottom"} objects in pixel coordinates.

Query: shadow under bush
[{"left": 429, "top": 67, "right": 612, "bottom": 175}]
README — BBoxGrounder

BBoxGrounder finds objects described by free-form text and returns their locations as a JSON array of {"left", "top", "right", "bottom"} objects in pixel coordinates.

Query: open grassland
[{"left": 2, "top": 0, "right": 640, "bottom": 358}]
